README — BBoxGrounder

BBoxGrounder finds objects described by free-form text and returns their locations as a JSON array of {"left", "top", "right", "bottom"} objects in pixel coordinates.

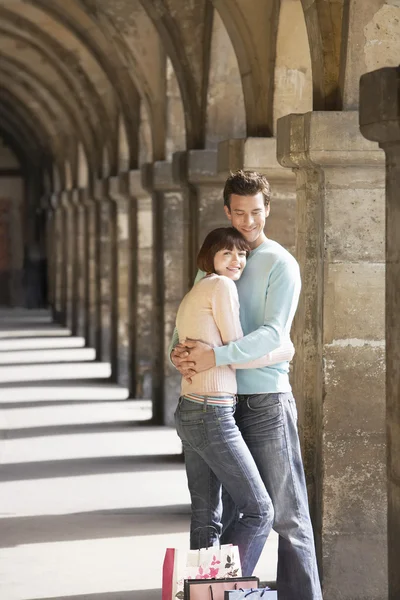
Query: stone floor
[{"left": 0, "top": 310, "right": 277, "bottom": 600}]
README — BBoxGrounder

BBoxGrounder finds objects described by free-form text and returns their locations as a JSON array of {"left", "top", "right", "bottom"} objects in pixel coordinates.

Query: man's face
[{"left": 224, "top": 192, "right": 269, "bottom": 249}]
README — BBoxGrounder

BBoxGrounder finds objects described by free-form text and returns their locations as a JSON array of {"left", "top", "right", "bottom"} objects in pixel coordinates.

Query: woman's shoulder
[{"left": 192, "top": 273, "right": 236, "bottom": 294}]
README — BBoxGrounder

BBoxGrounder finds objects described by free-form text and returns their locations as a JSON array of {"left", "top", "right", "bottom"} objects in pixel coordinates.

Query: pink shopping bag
[{"left": 162, "top": 545, "right": 242, "bottom": 600}]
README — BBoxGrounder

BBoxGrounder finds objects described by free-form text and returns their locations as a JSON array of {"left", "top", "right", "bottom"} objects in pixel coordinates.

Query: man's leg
[
  {"left": 174, "top": 396, "right": 274, "bottom": 576},
  {"left": 235, "top": 392, "right": 322, "bottom": 600}
]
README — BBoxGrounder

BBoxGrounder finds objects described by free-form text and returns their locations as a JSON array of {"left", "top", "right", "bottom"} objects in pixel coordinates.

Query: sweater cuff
[{"left": 214, "top": 346, "right": 229, "bottom": 367}]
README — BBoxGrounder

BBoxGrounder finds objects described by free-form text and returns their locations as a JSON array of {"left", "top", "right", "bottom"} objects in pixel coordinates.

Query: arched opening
[
  {"left": 273, "top": 0, "right": 312, "bottom": 131},
  {"left": 205, "top": 8, "right": 246, "bottom": 147}
]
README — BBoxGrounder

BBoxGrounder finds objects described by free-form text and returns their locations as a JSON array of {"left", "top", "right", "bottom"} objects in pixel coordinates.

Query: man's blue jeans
[
  {"left": 222, "top": 393, "right": 322, "bottom": 600},
  {"left": 174, "top": 396, "right": 274, "bottom": 576}
]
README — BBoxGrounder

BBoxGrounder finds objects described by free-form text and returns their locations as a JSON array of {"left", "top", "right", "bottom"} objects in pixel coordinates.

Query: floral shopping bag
[{"left": 162, "top": 544, "right": 242, "bottom": 600}]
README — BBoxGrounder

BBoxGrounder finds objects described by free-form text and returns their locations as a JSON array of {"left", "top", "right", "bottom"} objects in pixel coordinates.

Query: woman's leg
[{"left": 175, "top": 397, "right": 274, "bottom": 576}]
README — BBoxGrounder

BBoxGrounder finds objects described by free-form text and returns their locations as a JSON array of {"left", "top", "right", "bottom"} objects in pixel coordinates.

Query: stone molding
[
  {"left": 218, "top": 137, "right": 295, "bottom": 184},
  {"left": 277, "top": 111, "right": 384, "bottom": 169},
  {"left": 142, "top": 160, "right": 181, "bottom": 193},
  {"left": 173, "top": 149, "right": 226, "bottom": 186},
  {"left": 94, "top": 178, "right": 109, "bottom": 201}
]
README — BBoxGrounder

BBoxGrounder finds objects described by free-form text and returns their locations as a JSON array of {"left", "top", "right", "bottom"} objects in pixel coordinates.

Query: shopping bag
[
  {"left": 224, "top": 588, "right": 277, "bottom": 599},
  {"left": 162, "top": 544, "right": 242, "bottom": 600},
  {"left": 184, "top": 576, "right": 259, "bottom": 600}
]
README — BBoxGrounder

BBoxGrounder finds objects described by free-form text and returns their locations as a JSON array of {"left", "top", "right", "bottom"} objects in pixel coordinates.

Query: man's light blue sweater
[{"left": 170, "top": 239, "right": 301, "bottom": 394}]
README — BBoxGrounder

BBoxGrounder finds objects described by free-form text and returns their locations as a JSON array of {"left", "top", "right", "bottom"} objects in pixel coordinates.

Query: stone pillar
[
  {"left": 360, "top": 66, "right": 400, "bottom": 600},
  {"left": 60, "top": 190, "right": 74, "bottom": 329},
  {"left": 130, "top": 170, "right": 152, "bottom": 400},
  {"left": 50, "top": 193, "right": 64, "bottom": 322},
  {"left": 143, "top": 161, "right": 189, "bottom": 425},
  {"left": 74, "top": 189, "right": 87, "bottom": 338},
  {"left": 83, "top": 189, "right": 98, "bottom": 350},
  {"left": 176, "top": 150, "right": 226, "bottom": 255},
  {"left": 94, "top": 179, "right": 117, "bottom": 370},
  {"left": 46, "top": 196, "right": 55, "bottom": 311},
  {"left": 70, "top": 189, "right": 81, "bottom": 335},
  {"left": 218, "top": 137, "right": 296, "bottom": 254},
  {"left": 277, "top": 111, "right": 386, "bottom": 600},
  {"left": 109, "top": 173, "right": 137, "bottom": 392}
]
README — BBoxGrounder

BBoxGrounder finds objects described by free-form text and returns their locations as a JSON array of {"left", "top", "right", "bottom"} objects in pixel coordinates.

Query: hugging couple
[{"left": 169, "top": 171, "right": 322, "bottom": 600}]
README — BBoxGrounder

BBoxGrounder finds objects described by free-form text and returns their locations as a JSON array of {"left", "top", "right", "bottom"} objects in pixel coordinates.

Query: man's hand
[
  {"left": 172, "top": 339, "right": 216, "bottom": 377},
  {"left": 171, "top": 344, "right": 196, "bottom": 381}
]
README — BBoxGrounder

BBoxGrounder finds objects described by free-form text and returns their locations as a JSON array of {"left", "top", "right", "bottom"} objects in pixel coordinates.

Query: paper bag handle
[
  {"left": 209, "top": 581, "right": 238, "bottom": 599},
  {"left": 193, "top": 525, "right": 221, "bottom": 549}
]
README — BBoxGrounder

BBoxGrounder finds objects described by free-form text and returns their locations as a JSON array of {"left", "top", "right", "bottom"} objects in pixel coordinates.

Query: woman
[{"left": 174, "top": 227, "right": 294, "bottom": 576}]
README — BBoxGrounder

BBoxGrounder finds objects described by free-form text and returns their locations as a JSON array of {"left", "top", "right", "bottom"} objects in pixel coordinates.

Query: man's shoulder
[{"left": 256, "top": 240, "right": 298, "bottom": 268}]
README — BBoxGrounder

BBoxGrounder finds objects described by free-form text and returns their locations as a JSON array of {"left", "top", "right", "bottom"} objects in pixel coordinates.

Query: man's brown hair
[
  {"left": 223, "top": 170, "right": 271, "bottom": 210},
  {"left": 197, "top": 227, "right": 251, "bottom": 274}
]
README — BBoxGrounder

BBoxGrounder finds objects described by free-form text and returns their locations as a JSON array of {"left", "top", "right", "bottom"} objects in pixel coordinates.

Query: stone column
[
  {"left": 360, "top": 66, "right": 400, "bottom": 600},
  {"left": 130, "top": 170, "right": 152, "bottom": 400},
  {"left": 74, "top": 188, "right": 87, "bottom": 338},
  {"left": 94, "top": 179, "right": 117, "bottom": 369},
  {"left": 143, "top": 161, "right": 189, "bottom": 425},
  {"left": 82, "top": 189, "right": 98, "bottom": 350},
  {"left": 60, "top": 190, "right": 74, "bottom": 329},
  {"left": 70, "top": 189, "right": 81, "bottom": 336},
  {"left": 109, "top": 173, "right": 137, "bottom": 392},
  {"left": 175, "top": 150, "right": 226, "bottom": 256},
  {"left": 277, "top": 111, "right": 386, "bottom": 600},
  {"left": 50, "top": 193, "right": 64, "bottom": 322},
  {"left": 218, "top": 137, "right": 296, "bottom": 254}
]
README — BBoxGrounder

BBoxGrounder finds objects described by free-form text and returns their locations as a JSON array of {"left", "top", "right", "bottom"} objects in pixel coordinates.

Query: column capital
[
  {"left": 94, "top": 178, "right": 109, "bottom": 201},
  {"left": 128, "top": 169, "right": 149, "bottom": 199},
  {"left": 360, "top": 67, "right": 400, "bottom": 145},
  {"left": 217, "top": 137, "right": 294, "bottom": 184},
  {"left": 173, "top": 150, "right": 226, "bottom": 186},
  {"left": 108, "top": 173, "right": 129, "bottom": 201},
  {"left": 277, "top": 111, "right": 384, "bottom": 170},
  {"left": 60, "top": 189, "right": 72, "bottom": 208},
  {"left": 78, "top": 188, "right": 90, "bottom": 207},
  {"left": 70, "top": 189, "right": 80, "bottom": 207},
  {"left": 142, "top": 161, "right": 181, "bottom": 192}
]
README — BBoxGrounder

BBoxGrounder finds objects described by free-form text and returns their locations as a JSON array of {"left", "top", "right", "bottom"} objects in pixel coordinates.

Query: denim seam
[{"left": 215, "top": 411, "right": 272, "bottom": 573}]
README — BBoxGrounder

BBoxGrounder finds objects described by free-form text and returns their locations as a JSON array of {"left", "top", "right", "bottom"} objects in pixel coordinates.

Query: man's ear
[
  {"left": 265, "top": 204, "right": 271, "bottom": 218},
  {"left": 224, "top": 205, "right": 232, "bottom": 221}
]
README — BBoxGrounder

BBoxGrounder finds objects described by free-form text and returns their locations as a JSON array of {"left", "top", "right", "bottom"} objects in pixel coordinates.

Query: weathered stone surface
[
  {"left": 277, "top": 110, "right": 386, "bottom": 600},
  {"left": 360, "top": 66, "right": 400, "bottom": 600}
]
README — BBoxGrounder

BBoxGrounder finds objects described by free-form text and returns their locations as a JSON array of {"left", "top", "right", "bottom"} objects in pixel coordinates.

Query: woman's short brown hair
[{"left": 197, "top": 227, "right": 251, "bottom": 274}]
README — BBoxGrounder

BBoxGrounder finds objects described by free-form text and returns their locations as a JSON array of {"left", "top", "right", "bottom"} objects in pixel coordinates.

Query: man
[{"left": 170, "top": 171, "right": 322, "bottom": 600}]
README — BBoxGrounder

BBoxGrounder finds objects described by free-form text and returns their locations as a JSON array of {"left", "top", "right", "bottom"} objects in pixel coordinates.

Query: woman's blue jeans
[{"left": 174, "top": 396, "right": 274, "bottom": 576}]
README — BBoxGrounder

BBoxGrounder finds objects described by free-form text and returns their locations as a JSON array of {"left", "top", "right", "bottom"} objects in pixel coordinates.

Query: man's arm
[
  {"left": 214, "top": 258, "right": 301, "bottom": 367},
  {"left": 234, "top": 337, "right": 295, "bottom": 369}
]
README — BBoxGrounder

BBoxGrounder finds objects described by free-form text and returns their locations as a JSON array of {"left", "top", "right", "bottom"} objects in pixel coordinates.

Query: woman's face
[{"left": 213, "top": 246, "right": 247, "bottom": 280}]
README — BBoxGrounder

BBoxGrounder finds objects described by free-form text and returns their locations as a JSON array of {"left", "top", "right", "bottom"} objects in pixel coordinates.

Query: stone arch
[
  {"left": 273, "top": 0, "right": 313, "bottom": 131},
  {"left": 166, "top": 58, "right": 186, "bottom": 160},
  {"left": 205, "top": 6, "right": 246, "bottom": 148},
  {"left": 212, "top": 0, "right": 280, "bottom": 136},
  {"left": 142, "top": 0, "right": 214, "bottom": 149},
  {"left": 0, "top": 6, "right": 110, "bottom": 170},
  {"left": 300, "top": 0, "right": 347, "bottom": 109},
  {"left": 118, "top": 116, "right": 131, "bottom": 172}
]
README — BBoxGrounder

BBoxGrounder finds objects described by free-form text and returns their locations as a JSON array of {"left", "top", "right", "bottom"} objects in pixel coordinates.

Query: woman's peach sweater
[{"left": 175, "top": 274, "right": 293, "bottom": 397}]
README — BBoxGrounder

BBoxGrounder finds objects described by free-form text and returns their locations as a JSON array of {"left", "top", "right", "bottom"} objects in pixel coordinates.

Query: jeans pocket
[{"left": 246, "top": 393, "right": 280, "bottom": 413}]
